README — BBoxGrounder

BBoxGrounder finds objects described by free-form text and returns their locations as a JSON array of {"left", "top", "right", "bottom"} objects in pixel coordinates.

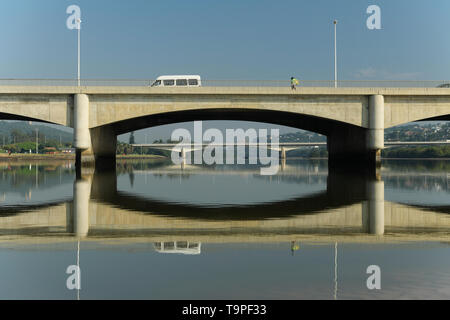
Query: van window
[
  {"left": 163, "top": 79, "right": 174, "bottom": 86},
  {"left": 151, "top": 80, "right": 161, "bottom": 87},
  {"left": 188, "top": 79, "right": 198, "bottom": 86},
  {"left": 177, "top": 241, "right": 188, "bottom": 248},
  {"left": 164, "top": 242, "right": 174, "bottom": 249},
  {"left": 176, "top": 79, "right": 188, "bottom": 86}
]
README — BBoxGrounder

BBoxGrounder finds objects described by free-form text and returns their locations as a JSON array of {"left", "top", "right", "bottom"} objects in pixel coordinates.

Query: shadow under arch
[
  {"left": 417, "top": 115, "right": 450, "bottom": 122},
  {"left": 105, "top": 108, "right": 361, "bottom": 137},
  {"left": 0, "top": 169, "right": 366, "bottom": 220},
  {"left": 89, "top": 169, "right": 370, "bottom": 220},
  {"left": 0, "top": 112, "right": 59, "bottom": 126},
  {"left": 385, "top": 114, "right": 450, "bottom": 130},
  {"left": 0, "top": 199, "right": 72, "bottom": 216},
  {"left": 93, "top": 108, "right": 372, "bottom": 172}
]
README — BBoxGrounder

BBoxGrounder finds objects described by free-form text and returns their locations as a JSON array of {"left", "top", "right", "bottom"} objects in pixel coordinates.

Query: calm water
[{"left": 0, "top": 159, "right": 448, "bottom": 299}]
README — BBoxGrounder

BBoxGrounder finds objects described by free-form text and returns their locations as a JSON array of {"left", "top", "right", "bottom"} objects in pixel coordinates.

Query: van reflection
[{"left": 153, "top": 241, "right": 201, "bottom": 255}]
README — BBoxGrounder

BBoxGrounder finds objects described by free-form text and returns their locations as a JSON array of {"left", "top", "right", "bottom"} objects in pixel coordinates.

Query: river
[{"left": 0, "top": 159, "right": 448, "bottom": 299}]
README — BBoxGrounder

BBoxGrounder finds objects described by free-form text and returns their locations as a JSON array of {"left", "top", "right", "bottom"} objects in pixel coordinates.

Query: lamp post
[
  {"left": 334, "top": 242, "right": 338, "bottom": 300},
  {"left": 35, "top": 128, "right": 38, "bottom": 154},
  {"left": 66, "top": 5, "right": 82, "bottom": 86},
  {"left": 333, "top": 20, "right": 338, "bottom": 88},
  {"left": 77, "top": 18, "right": 81, "bottom": 86},
  {"left": 77, "top": 239, "right": 80, "bottom": 300}
]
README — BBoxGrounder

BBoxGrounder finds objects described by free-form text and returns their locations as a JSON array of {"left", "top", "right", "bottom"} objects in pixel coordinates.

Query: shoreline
[
  {"left": 0, "top": 153, "right": 167, "bottom": 161},
  {"left": 0, "top": 154, "right": 74, "bottom": 161},
  {"left": 0, "top": 153, "right": 449, "bottom": 162}
]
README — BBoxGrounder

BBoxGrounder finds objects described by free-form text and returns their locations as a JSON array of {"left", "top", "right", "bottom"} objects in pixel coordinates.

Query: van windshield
[{"left": 151, "top": 80, "right": 161, "bottom": 87}]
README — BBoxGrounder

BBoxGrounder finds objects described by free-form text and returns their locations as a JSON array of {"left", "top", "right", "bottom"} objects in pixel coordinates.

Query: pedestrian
[
  {"left": 290, "top": 241, "right": 300, "bottom": 256},
  {"left": 290, "top": 76, "right": 299, "bottom": 90}
]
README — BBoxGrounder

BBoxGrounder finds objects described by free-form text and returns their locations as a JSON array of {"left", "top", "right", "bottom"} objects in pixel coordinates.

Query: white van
[
  {"left": 153, "top": 241, "right": 201, "bottom": 255},
  {"left": 150, "top": 75, "right": 202, "bottom": 87}
]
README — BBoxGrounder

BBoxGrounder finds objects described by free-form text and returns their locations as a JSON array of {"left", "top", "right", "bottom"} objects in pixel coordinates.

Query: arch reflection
[{"left": 0, "top": 161, "right": 448, "bottom": 243}]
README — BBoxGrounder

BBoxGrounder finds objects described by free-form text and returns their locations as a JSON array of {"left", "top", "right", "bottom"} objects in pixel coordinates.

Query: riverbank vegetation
[{"left": 382, "top": 146, "right": 450, "bottom": 158}]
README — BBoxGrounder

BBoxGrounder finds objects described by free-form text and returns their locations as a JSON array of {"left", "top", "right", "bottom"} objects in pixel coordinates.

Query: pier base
[
  {"left": 73, "top": 93, "right": 117, "bottom": 170},
  {"left": 327, "top": 94, "right": 384, "bottom": 175},
  {"left": 75, "top": 126, "right": 117, "bottom": 170}
]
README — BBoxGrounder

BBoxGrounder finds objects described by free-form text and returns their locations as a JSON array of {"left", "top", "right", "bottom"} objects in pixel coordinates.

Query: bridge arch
[
  {"left": 0, "top": 93, "right": 73, "bottom": 127},
  {"left": 82, "top": 104, "right": 374, "bottom": 169},
  {"left": 0, "top": 112, "right": 49, "bottom": 123},
  {"left": 84, "top": 107, "right": 372, "bottom": 167},
  {"left": 99, "top": 108, "right": 354, "bottom": 137},
  {"left": 88, "top": 92, "right": 368, "bottom": 130},
  {"left": 384, "top": 95, "right": 450, "bottom": 128}
]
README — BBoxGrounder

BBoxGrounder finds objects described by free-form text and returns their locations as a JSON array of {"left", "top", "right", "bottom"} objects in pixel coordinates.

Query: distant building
[{"left": 43, "top": 147, "right": 57, "bottom": 154}]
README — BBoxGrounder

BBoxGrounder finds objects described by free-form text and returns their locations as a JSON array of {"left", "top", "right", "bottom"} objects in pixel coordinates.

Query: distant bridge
[
  {"left": 131, "top": 140, "right": 450, "bottom": 160},
  {"left": 132, "top": 140, "right": 450, "bottom": 153}
]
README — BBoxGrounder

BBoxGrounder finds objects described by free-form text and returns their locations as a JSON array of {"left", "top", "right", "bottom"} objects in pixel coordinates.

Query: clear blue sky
[
  {"left": 1, "top": 0, "right": 449, "bottom": 80},
  {"left": 1, "top": 0, "right": 449, "bottom": 141}
]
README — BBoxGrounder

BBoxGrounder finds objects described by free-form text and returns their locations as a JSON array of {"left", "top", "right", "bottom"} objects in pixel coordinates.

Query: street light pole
[
  {"left": 35, "top": 128, "right": 38, "bottom": 154},
  {"left": 334, "top": 241, "right": 338, "bottom": 300},
  {"left": 333, "top": 20, "right": 337, "bottom": 88},
  {"left": 77, "top": 239, "right": 80, "bottom": 300},
  {"left": 77, "top": 18, "right": 81, "bottom": 87}
]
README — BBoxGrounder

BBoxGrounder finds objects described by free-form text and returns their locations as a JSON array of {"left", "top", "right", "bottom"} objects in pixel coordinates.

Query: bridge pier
[
  {"left": 327, "top": 126, "right": 373, "bottom": 167},
  {"left": 362, "top": 178, "right": 385, "bottom": 235},
  {"left": 367, "top": 95, "right": 384, "bottom": 162},
  {"left": 327, "top": 168, "right": 385, "bottom": 235},
  {"left": 74, "top": 94, "right": 116, "bottom": 170},
  {"left": 327, "top": 95, "right": 384, "bottom": 173},
  {"left": 66, "top": 171, "right": 93, "bottom": 237},
  {"left": 180, "top": 147, "right": 186, "bottom": 164},
  {"left": 280, "top": 147, "right": 286, "bottom": 160}
]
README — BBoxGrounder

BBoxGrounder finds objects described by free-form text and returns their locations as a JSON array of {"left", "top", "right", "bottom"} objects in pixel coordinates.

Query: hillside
[{"left": 0, "top": 121, "right": 73, "bottom": 145}]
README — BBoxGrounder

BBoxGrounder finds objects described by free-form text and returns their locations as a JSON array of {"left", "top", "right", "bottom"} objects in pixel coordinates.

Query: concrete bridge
[{"left": 1, "top": 85, "right": 450, "bottom": 168}]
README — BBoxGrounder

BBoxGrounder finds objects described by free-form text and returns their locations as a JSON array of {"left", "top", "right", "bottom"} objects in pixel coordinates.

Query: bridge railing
[{"left": 0, "top": 79, "right": 449, "bottom": 88}]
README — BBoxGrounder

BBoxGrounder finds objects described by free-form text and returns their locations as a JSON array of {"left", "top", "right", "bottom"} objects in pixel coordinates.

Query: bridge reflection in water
[
  {"left": 0, "top": 160, "right": 448, "bottom": 246},
  {"left": 0, "top": 160, "right": 448, "bottom": 299},
  {"left": 0, "top": 160, "right": 448, "bottom": 300}
]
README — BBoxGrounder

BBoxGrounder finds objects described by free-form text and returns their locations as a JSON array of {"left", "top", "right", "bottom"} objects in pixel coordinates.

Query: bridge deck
[{"left": 1, "top": 86, "right": 450, "bottom": 96}]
